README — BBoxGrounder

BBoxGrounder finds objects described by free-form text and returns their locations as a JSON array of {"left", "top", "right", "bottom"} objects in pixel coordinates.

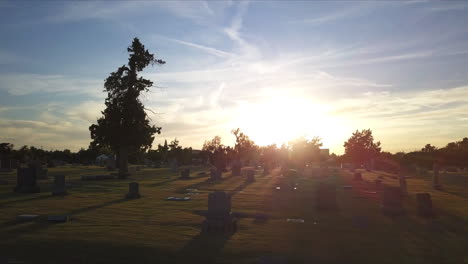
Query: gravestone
[
  {"left": 316, "top": 183, "right": 338, "bottom": 211},
  {"left": 353, "top": 172, "right": 362, "bottom": 181},
  {"left": 210, "top": 167, "right": 222, "bottom": 181},
  {"left": 126, "top": 182, "right": 141, "bottom": 199},
  {"left": 416, "top": 192, "right": 434, "bottom": 218},
  {"left": 48, "top": 215, "right": 70, "bottom": 223},
  {"left": 29, "top": 161, "right": 48, "bottom": 180},
  {"left": 381, "top": 186, "right": 405, "bottom": 216},
  {"left": 398, "top": 171, "right": 407, "bottom": 195},
  {"left": 262, "top": 163, "right": 270, "bottom": 176},
  {"left": 170, "top": 159, "right": 179, "bottom": 173},
  {"left": 432, "top": 163, "right": 442, "bottom": 190},
  {"left": 244, "top": 168, "right": 255, "bottom": 182},
  {"left": 52, "top": 175, "right": 67, "bottom": 195},
  {"left": 202, "top": 191, "right": 237, "bottom": 233},
  {"left": 180, "top": 168, "right": 190, "bottom": 179},
  {"left": 106, "top": 158, "right": 116, "bottom": 171},
  {"left": 231, "top": 160, "right": 241, "bottom": 176},
  {"left": 14, "top": 167, "right": 40, "bottom": 193},
  {"left": 375, "top": 179, "right": 382, "bottom": 190}
]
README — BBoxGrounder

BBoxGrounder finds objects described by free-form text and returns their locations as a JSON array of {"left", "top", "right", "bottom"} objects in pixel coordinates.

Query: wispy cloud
[
  {"left": 152, "top": 35, "right": 234, "bottom": 58},
  {"left": 0, "top": 73, "right": 102, "bottom": 96}
]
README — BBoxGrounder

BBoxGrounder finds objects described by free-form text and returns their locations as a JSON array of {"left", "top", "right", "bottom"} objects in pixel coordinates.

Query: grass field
[{"left": 1, "top": 165, "right": 468, "bottom": 264}]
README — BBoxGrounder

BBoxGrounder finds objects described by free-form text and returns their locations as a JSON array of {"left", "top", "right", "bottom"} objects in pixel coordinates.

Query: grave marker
[
  {"left": 180, "top": 168, "right": 190, "bottom": 179},
  {"left": 416, "top": 193, "right": 434, "bottom": 218},
  {"left": 432, "top": 163, "right": 442, "bottom": 190},
  {"left": 14, "top": 167, "right": 40, "bottom": 193},
  {"left": 52, "top": 175, "right": 67, "bottom": 195},
  {"left": 126, "top": 182, "right": 141, "bottom": 199},
  {"left": 202, "top": 191, "right": 237, "bottom": 233}
]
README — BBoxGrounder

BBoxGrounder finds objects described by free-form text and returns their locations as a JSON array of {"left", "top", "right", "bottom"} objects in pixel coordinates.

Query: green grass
[{"left": 1, "top": 165, "right": 468, "bottom": 264}]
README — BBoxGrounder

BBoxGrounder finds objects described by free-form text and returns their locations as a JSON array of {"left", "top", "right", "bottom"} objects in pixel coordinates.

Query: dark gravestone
[
  {"left": 126, "top": 182, "right": 141, "bottom": 199},
  {"left": 52, "top": 175, "right": 67, "bottom": 195},
  {"left": 48, "top": 215, "right": 70, "bottom": 223},
  {"left": 14, "top": 167, "right": 40, "bottom": 193},
  {"left": 381, "top": 186, "right": 405, "bottom": 216},
  {"left": 353, "top": 172, "right": 362, "bottom": 181},
  {"left": 210, "top": 167, "right": 222, "bottom": 181},
  {"left": 416, "top": 193, "right": 434, "bottom": 218},
  {"left": 262, "top": 164, "right": 270, "bottom": 176},
  {"left": 202, "top": 191, "right": 237, "bottom": 233},
  {"left": 398, "top": 171, "right": 407, "bottom": 195},
  {"left": 432, "top": 163, "right": 442, "bottom": 190},
  {"left": 244, "top": 168, "right": 255, "bottom": 182},
  {"left": 375, "top": 179, "right": 382, "bottom": 190},
  {"left": 316, "top": 183, "right": 338, "bottom": 211},
  {"left": 231, "top": 160, "right": 241, "bottom": 176},
  {"left": 180, "top": 168, "right": 190, "bottom": 179}
]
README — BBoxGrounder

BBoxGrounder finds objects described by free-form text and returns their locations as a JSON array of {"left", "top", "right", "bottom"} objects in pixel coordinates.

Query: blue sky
[{"left": 0, "top": 1, "right": 468, "bottom": 154}]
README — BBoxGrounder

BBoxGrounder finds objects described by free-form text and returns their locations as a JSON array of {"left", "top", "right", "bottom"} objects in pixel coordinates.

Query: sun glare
[{"left": 232, "top": 95, "right": 349, "bottom": 151}]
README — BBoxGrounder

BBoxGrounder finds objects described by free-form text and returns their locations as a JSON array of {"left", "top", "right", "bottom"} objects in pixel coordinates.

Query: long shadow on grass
[
  {"left": 0, "top": 193, "right": 54, "bottom": 207},
  {"left": 228, "top": 180, "right": 253, "bottom": 197},
  {"left": 176, "top": 231, "right": 232, "bottom": 263},
  {"left": 0, "top": 198, "right": 130, "bottom": 238},
  {"left": 67, "top": 198, "right": 129, "bottom": 216}
]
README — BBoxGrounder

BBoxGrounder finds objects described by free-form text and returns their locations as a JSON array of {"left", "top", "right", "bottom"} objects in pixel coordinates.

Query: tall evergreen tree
[{"left": 89, "top": 38, "right": 165, "bottom": 177}]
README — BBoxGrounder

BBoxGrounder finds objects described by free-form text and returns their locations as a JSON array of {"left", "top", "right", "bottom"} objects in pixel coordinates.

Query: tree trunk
[{"left": 119, "top": 146, "right": 129, "bottom": 179}]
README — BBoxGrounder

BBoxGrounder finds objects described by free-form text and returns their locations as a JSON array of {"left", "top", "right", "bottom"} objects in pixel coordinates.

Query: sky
[{"left": 0, "top": 1, "right": 468, "bottom": 154}]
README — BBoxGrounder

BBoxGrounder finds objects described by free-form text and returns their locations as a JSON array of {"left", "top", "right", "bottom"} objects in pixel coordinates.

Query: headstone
[
  {"left": 106, "top": 158, "right": 116, "bottom": 171},
  {"left": 170, "top": 159, "right": 179, "bottom": 173},
  {"left": 29, "top": 161, "right": 48, "bottom": 180},
  {"left": 47, "top": 215, "right": 70, "bottom": 223},
  {"left": 353, "top": 172, "right": 362, "bottom": 181},
  {"left": 243, "top": 167, "right": 255, "bottom": 182},
  {"left": 262, "top": 163, "right": 270, "bottom": 176},
  {"left": 381, "top": 186, "right": 405, "bottom": 216},
  {"left": 416, "top": 193, "right": 434, "bottom": 218},
  {"left": 210, "top": 167, "right": 222, "bottom": 181},
  {"left": 231, "top": 160, "right": 241, "bottom": 176},
  {"left": 52, "top": 175, "right": 67, "bottom": 195},
  {"left": 432, "top": 163, "right": 442, "bottom": 190},
  {"left": 126, "top": 182, "right": 140, "bottom": 199},
  {"left": 398, "top": 171, "right": 407, "bottom": 195},
  {"left": 180, "top": 168, "right": 190, "bottom": 179},
  {"left": 17, "top": 214, "right": 40, "bottom": 222},
  {"left": 14, "top": 167, "right": 40, "bottom": 193},
  {"left": 316, "top": 183, "right": 338, "bottom": 211},
  {"left": 375, "top": 179, "right": 382, "bottom": 190},
  {"left": 202, "top": 191, "right": 237, "bottom": 233}
]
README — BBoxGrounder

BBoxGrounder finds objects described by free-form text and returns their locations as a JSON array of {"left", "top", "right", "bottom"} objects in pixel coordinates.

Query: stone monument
[
  {"left": 52, "top": 175, "right": 67, "bottom": 195},
  {"left": 126, "top": 182, "right": 141, "bottom": 199},
  {"left": 14, "top": 167, "right": 40, "bottom": 193},
  {"left": 202, "top": 191, "right": 237, "bottom": 233},
  {"left": 416, "top": 192, "right": 434, "bottom": 218}
]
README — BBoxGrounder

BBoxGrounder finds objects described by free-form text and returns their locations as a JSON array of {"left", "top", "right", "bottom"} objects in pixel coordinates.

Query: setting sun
[{"left": 232, "top": 94, "right": 349, "bottom": 150}]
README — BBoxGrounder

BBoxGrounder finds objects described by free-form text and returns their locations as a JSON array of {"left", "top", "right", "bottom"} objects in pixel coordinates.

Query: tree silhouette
[
  {"left": 344, "top": 129, "right": 381, "bottom": 167},
  {"left": 231, "top": 128, "right": 258, "bottom": 165},
  {"left": 89, "top": 37, "right": 165, "bottom": 178}
]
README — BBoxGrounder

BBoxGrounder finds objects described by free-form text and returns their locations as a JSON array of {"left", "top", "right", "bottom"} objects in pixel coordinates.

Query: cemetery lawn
[{"left": 1, "top": 166, "right": 468, "bottom": 264}]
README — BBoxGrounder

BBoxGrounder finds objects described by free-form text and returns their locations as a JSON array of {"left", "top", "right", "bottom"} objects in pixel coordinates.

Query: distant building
[
  {"left": 96, "top": 154, "right": 111, "bottom": 166},
  {"left": 320, "top": 149, "right": 330, "bottom": 158}
]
